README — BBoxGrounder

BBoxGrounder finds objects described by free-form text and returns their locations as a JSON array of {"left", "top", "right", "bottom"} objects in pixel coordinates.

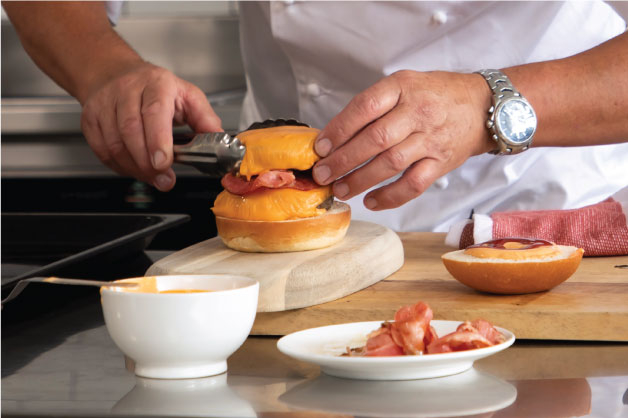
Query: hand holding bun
[{"left": 442, "top": 238, "right": 584, "bottom": 294}]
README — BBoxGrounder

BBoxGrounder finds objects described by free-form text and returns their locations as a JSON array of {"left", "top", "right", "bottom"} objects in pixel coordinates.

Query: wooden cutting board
[
  {"left": 252, "top": 232, "right": 628, "bottom": 342},
  {"left": 146, "top": 221, "right": 404, "bottom": 312}
]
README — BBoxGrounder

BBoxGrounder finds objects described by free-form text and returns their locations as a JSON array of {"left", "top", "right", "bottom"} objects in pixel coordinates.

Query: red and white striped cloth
[{"left": 445, "top": 187, "right": 628, "bottom": 256}]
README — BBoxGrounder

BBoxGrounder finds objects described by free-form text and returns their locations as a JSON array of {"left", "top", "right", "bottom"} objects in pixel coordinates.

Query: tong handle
[{"left": 173, "top": 132, "right": 245, "bottom": 178}]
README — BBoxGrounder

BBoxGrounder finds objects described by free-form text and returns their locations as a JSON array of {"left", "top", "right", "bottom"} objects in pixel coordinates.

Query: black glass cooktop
[{"left": 1, "top": 212, "right": 189, "bottom": 289}]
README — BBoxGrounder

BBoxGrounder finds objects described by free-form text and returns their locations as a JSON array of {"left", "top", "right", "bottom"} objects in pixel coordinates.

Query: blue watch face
[{"left": 497, "top": 99, "right": 537, "bottom": 144}]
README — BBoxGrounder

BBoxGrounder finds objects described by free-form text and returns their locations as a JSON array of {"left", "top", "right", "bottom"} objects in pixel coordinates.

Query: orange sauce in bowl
[
  {"left": 110, "top": 277, "right": 213, "bottom": 294},
  {"left": 157, "top": 289, "right": 211, "bottom": 294}
]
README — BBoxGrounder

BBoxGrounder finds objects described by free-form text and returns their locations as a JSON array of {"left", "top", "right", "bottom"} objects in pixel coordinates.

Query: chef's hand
[
  {"left": 312, "top": 70, "right": 493, "bottom": 210},
  {"left": 80, "top": 61, "right": 222, "bottom": 191}
]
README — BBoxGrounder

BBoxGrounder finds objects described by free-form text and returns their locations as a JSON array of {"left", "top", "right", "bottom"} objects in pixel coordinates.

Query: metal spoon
[{"left": 1, "top": 277, "right": 139, "bottom": 306}]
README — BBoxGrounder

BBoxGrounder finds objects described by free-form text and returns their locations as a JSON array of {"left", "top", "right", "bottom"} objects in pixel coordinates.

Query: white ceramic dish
[
  {"left": 277, "top": 320, "right": 515, "bottom": 380},
  {"left": 279, "top": 368, "right": 517, "bottom": 417},
  {"left": 101, "top": 274, "right": 259, "bottom": 379}
]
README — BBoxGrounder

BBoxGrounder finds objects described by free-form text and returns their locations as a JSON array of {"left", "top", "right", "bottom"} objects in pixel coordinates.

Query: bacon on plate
[
  {"left": 456, "top": 319, "right": 505, "bottom": 345},
  {"left": 358, "top": 301, "right": 505, "bottom": 357},
  {"left": 389, "top": 301, "right": 433, "bottom": 355},
  {"left": 426, "top": 331, "right": 493, "bottom": 354},
  {"left": 363, "top": 323, "right": 404, "bottom": 356}
]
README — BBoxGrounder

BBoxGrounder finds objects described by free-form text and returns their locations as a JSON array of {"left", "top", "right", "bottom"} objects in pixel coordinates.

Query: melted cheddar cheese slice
[
  {"left": 211, "top": 187, "right": 332, "bottom": 221},
  {"left": 237, "top": 126, "right": 321, "bottom": 179}
]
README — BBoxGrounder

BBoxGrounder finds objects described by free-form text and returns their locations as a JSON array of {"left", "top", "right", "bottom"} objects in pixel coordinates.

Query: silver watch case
[{"left": 478, "top": 70, "right": 537, "bottom": 155}]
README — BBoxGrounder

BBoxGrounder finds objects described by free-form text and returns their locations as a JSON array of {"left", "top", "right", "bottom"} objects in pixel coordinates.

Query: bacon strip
[
  {"left": 221, "top": 171, "right": 320, "bottom": 196},
  {"left": 457, "top": 319, "right": 505, "bottom": 345},
  {"left": 424, "top": 325, "right": 438, "bottom": 347},
  {"left": 426, "top": 318, "right": 503, "bottom": 354},
  {"left": 255, "top": 170, "right": 295, "bottom": 188},
  {"left": 390, "top": 302, "right": 433, "bottom": 355},
  {"left": 364, "top": 323, "right": 404, "bottom": 357},
  {"left": 426, "top": 331, "right": 493, "bottom": 354}
]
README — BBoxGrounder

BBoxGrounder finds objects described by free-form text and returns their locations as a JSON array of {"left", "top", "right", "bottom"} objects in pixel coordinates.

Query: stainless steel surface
[
  {"left": 0, "top": 135, "right": 207, "bottom": 178},
  {"left": 1, "top": 136, "right": 129, "bottom": 178},
  {"left": 1, "top": 89, "right": 244, "bottom": 135},
  {"left": 1, "top": 277, "right": 138, "bottom": 306},
  {"left": 0, "top": 91, "right": 243, "bottom": 178},
  {"left": 2, "top": 291, "right": 627, "bottom": 417},
  {"left": 0, "top": 133, "right": 243, "bottom": 178},
  {"left": 1, "top": 16, "right": 246, "bottom": 134},
  {"left": 173, "top": 132, "right": 245, "bottom": 177},
  {"left": 1, "top": 16, "right": 245, "bottom": 97}
]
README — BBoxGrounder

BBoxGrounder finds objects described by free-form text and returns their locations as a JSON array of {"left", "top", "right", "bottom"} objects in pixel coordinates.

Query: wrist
[
  {"left": 74, "top": 40, "right": 145, "bottom": 104},
  {"left": 465, "top": 73, "right": 495, "bottom": 155}
]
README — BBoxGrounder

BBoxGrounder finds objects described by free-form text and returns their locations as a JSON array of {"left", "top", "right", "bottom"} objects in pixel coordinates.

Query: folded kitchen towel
[{"left": 445, "top": 187, "right": 628, "bottom": 256}]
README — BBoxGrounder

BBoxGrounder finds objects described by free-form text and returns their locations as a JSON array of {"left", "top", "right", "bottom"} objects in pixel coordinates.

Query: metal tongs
[
  {"left": 173, "top": 132, "right": 246, "bottom": 178},
  {"left": 173, "top": 119, "right": 309, "bottom": 177}
]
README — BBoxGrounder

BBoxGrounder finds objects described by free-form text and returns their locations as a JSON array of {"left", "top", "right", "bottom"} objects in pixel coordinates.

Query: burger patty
[
  {"left": 221, "top": 170, "right": 320, "bottom": 196},
  {"left": 317, "top": 196, "right": 335, "bottom": 210}
]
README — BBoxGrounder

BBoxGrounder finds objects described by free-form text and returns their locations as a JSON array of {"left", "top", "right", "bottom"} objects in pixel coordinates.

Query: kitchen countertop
[{"left": 2, "top": 250, "right": 628, "bottom": 418}]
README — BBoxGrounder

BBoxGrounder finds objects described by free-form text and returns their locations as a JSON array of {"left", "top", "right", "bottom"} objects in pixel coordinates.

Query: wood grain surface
[
  {"left": 252, "top": 232, "right": 628, "bottom": 341},
  {"left": 146, "top": 221, "right": 404, "bottom": 312}
]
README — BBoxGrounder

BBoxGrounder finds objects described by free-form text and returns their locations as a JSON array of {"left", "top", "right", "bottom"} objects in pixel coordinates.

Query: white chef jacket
[{"left": 237, "top": 1, "right": 628, "bottom": 232}]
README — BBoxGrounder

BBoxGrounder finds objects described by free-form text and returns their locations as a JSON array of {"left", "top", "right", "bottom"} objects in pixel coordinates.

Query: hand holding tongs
[{"left": 172, "top": 119, "right": 309, "bottom": 178}]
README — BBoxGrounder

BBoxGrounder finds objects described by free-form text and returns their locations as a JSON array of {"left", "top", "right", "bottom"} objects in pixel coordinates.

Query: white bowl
[{"left": 101, "top": 275, "right": 259, "bottom": 379}]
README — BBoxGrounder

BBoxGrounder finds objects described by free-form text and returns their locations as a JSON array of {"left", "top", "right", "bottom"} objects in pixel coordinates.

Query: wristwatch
[{"left": 476, "top": 69, "right": 537, "bottom": 155}]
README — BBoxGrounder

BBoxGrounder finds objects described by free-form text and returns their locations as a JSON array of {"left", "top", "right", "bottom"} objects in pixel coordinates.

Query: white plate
[{"left": 277, "top": 320, "right": 515, "bottom": 380}]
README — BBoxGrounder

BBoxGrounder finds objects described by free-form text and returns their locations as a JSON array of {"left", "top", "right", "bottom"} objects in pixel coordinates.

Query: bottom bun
[
  {"left": 215, "top": 201, "right": 351, "bottom": 252},
  {"left": 441, "top": 245, "right": 584, "bottom": 294}
]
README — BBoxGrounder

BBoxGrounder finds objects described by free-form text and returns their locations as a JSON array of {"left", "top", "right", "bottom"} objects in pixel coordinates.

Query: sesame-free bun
[
  {"left": 215, "top": 202, "right": 351, "bottom": 252},
  {"left": 441, "top": 245, "right": 584, "bottom": 294}
]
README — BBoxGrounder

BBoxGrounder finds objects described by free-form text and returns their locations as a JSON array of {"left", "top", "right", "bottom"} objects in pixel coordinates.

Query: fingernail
[
  {"left": 315, "top": 138, "right": 332, "bottom": 157},
  {"left": 334, "top": 182, "right": 349, "bottom": 198},
  {"left": 152, "top": 150, "right": 167, "bottom": 170},
  {"left": 154, "top": 174, "right": 173, "bottom": 190},
  {"left": 313, "top": 165, "right": 331, "bottom": 184},
  {"left": 365, "top": 197, "right": 378, "bottom": 209}
]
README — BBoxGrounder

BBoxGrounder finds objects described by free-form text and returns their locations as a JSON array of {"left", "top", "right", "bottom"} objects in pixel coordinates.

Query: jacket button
[
  {"left": 431, "top": 10, "right": 448, "bottom": 24},
  {"left": 306, "top": 83, "right": 322, "bottom": 97},
  {"left": 433, "top": 176, "right": 449, "bottom": 189}
]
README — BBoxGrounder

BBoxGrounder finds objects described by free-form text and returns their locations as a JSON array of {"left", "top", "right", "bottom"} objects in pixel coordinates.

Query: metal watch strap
[{"left": 476, "top": 69, "right": 530, "bottom": 155}]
